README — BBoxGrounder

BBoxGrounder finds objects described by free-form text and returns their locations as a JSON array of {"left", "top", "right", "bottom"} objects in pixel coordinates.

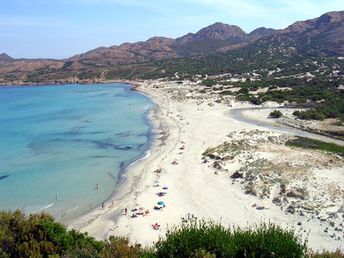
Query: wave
[
  {"left": 128, "top": 150, "right": 151, "bottom": 168},
  {"left": 33, "top": 202, "right": 54, "bottom": 213}
]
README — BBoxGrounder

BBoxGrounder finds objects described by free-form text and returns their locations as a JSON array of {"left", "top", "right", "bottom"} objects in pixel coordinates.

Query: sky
[{"left": 1, "top": 0, "right": 344, "bottom": 59}]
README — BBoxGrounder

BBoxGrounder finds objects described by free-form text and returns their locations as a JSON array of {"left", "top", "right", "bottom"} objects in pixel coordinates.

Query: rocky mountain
[
  {"left": 70, "top": 37, "right": 178, "bottom": 67},
  {"left": 69, "top": 11, "right": 344, "bottom": 66},
  {"left": 67, "top": 23, "right": 247, "bottom": 66},
  {"left": 1, "top": 11, "right": 343, "bottom": 84},
  {"left": 255, "top": 11, "right": 344, "bottom": 56},
  {"left": 0, "top": 53, "right": 14, "bottom": 65},
  {"left": 248, "top": 27, "right": 276, "bottom": 40},
  {"left": 69, "top": 22, "right": 271, "bottom": 65}
]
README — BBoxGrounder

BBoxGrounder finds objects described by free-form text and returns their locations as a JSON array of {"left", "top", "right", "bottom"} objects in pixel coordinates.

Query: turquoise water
[{"left": 0, "top": 83, "right": 154, "bottom": 221}]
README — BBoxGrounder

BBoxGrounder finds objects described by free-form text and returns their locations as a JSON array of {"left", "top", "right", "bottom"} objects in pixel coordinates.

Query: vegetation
[
  {"left": 202, "top": 79, "right": 217, "bottom": 87},
  {"left": 154, "top": 222, "right": 307, "bottom": 258},
  {"left": 286, "top": 136, "right": 344, "bottom": 156},
  {"left": 0, "top": 210, "right": 144, "bottom": 258},
  {"left": 269, "top": 110, "right": 283, "bottom": 118},
  {"left": 231, "top": 82, "right": 344, "bottom": 120},
  {"left": 293, "top": 110, "right": 326, "bottom": 121},
  {"left": 0, "top": 210, "right": 103, "bottom": 257},
  {"left": 1, "top": 210, "right": 343, "bottom": 257}
]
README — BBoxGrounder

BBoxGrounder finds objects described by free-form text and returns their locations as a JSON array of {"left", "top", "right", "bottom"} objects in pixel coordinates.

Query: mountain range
[{"left": 1, "top": 11, "right": 343, "bottom": 84}]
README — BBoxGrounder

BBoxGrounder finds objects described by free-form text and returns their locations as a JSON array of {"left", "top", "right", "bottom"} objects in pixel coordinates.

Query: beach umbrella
[{"left": 157, "top": 201, "right": 165, "bottom": 206}]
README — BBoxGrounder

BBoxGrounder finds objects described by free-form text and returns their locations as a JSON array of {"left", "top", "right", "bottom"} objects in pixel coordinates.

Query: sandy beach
[{"left": 69, "top": 79, "right": 344, "bottom": 252}]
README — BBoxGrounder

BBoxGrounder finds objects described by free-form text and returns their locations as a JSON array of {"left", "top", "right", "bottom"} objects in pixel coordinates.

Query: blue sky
[{"left": 1, "top": 0, "right": 344, "bottom": 59}]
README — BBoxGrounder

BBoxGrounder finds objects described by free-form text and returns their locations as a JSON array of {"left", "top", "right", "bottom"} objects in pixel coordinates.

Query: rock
[
  {"left": 207, "top": 154, "right": 222, "bottom": 160},
  {"left": 286, "top": 190, "right": 304, "bottom": 199},
  {"left": 286, "top": 205, "right": 295, "bottom": 214},
  {"left": 230, "top": 171, "right": 243, "bottom": 179},
  {"left": 213, "top": 161, "right": 222, "bottom": 170},
  {"left": 272, "top": 197, "right": 282, "bottom": 205}
]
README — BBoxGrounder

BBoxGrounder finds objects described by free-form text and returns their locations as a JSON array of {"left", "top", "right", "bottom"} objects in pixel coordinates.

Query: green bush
[
  {"left": 238, "top": 87, "right": 249, "bottom": 95},
  {"left": 0, "top": 210, "right": 103, "bottom": 257},
  {"left": 202, "top": 79, "right": 217, "bottom": 87},
  {"left": 293, "top": 109, "right": 325, "bottom": 120},
  {"left": 249, "top": 96, "right": 263, "bottom": 105},
  {"left": 286, "top": 136, "right": 344, "bottom": 156},
  {"left": 154, "top": 221, "right": 307, "bottom": 258},
  {"left": 269, "top": 110, "right": 283, "bottom": 118},
  {"left": 101, "top": 236, "right": 143, "bottom": 258},
  {"left": 2, "top": 211, "right": 343, "bottom": 257}
]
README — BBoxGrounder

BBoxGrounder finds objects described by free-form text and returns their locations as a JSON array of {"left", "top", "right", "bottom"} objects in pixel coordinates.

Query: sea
[{"left": 0, "top": 83, "right": 154, "bottom": 221}]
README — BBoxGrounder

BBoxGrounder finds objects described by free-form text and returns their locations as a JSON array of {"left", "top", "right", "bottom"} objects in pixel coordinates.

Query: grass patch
[{"left": 286, "top": 136, "right": 344, "bottom": 156}]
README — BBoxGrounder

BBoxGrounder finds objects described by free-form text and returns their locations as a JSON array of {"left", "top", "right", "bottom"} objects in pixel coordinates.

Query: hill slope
[{"left": 0, "top": 11, "right": 343, "bottom": 84}]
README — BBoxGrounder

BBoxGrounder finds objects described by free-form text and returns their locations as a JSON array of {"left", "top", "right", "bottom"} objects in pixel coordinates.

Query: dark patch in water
[
  {"left": 28, "top": 137, "right": 135, "bottom": 153},
  {"left": 138, "top": 143, "right": 146, "bottom": 151},
  {"left": 119, "top": 161, "right": 125, "bottom": 169},
  {"left": 115, "top": 131, "right": 150, "bottom": 139},
  {"left": 91, "top": 140, "right": 133, "bottom": 151},
  {"left": 91, "top": 93, "right": 108, "bottom": 97},
  {"left": 107, "top": 172, "right": 116, "bottom": 179},
  {"left": 114, "top": 92, "right": 131, "bottom": 98},
  {"left": 91, "top": 155, "right": 117, "bottom": 158},
  {"left": 115, "top": 131, "right": 132, "bottom": 137},
  {"left": 88, "top": 131, "right": 104, "bottom": 135},
  {"left": 0, "top": 175, "right": 9, "bottom": 181}
]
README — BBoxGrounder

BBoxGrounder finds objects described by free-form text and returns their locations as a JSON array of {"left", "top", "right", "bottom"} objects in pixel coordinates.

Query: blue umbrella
[{"left": 157, "top": 201, "right": 165, "bottom": 206}]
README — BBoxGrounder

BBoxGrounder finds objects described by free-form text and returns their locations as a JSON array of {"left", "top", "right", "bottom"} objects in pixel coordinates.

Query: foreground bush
[
  {"left": 154, "top": 221, "right": 307, "bottom": 258},
  {"left": 2, "top": 211, "right": 343, "bottom": 257},
  {"left": 0, "top": 210, "right": 103, "bottom": 257}
]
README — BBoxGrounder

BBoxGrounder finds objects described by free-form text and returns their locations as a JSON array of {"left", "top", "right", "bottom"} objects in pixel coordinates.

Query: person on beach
[
  {"left": 124, "top": 208, "right": 127, "bottom": 215},
  {"left": 102, "top": 202, "right": 105, "bottom": 209}
]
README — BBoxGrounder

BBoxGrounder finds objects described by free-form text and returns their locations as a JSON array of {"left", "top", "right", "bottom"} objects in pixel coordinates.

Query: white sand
[{"left": 68, "top": 80, "right": 344, "bottom": 252}]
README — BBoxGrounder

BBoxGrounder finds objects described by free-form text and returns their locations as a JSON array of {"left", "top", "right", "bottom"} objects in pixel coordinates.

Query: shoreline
[
  {"left": 66, "top": 81, "right": 165, "bottom": 234},
  {"left": 0, "top": 79, "right": 139, "bottom": 87},
  {"left": 69, "top": 79, "right": 343, "bottom": 251},
  {"left": 62, "top": 81, "right": 158, "bottom": 225},
  {"left": 0, "top": 81, "right": 155, "bottom": 225}
]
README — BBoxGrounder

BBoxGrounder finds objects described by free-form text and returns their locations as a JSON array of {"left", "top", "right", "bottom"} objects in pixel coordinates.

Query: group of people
[
  {"left": 181, "top": 213, "right": 197, "bottom": 223},
  {"left": 125, "top": 207, "right": 150, "bottom": 218}
]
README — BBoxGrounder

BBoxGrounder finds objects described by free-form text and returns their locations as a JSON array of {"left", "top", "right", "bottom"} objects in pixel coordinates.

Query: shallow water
[{"left": 0, "top": 83, "right": 154, "bottom": 221}]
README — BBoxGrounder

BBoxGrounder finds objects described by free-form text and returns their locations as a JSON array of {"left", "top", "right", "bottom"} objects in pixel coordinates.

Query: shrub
[
  {"left": 238, "top": 87, "right": 249, "bottom": 95},
  {"left": 154, "top": 221, "right": 307, "bottom": 257},
  {"left": 0, "top": 210, "right": 118, "bottom": 257},
  {"left": 286, "top": 136, "right": 344, "bottom": 156},
  {"left": 269, "top": 110, "right": 283, "bottom": 118},
  {"left": 202, "top": 79, "right": 217, "bottom": 87},
  {"left": 293, "top": 109, "right": 325, "bottom": 120},
  {"left": 249, "top": 96, "right": 263, "bottom": 105},
  {"left": 309, "top": 249, "right": 344, "bottom": 257},
  {"left": 101, "top": 236, "right": 143, "bottom": 258}
]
